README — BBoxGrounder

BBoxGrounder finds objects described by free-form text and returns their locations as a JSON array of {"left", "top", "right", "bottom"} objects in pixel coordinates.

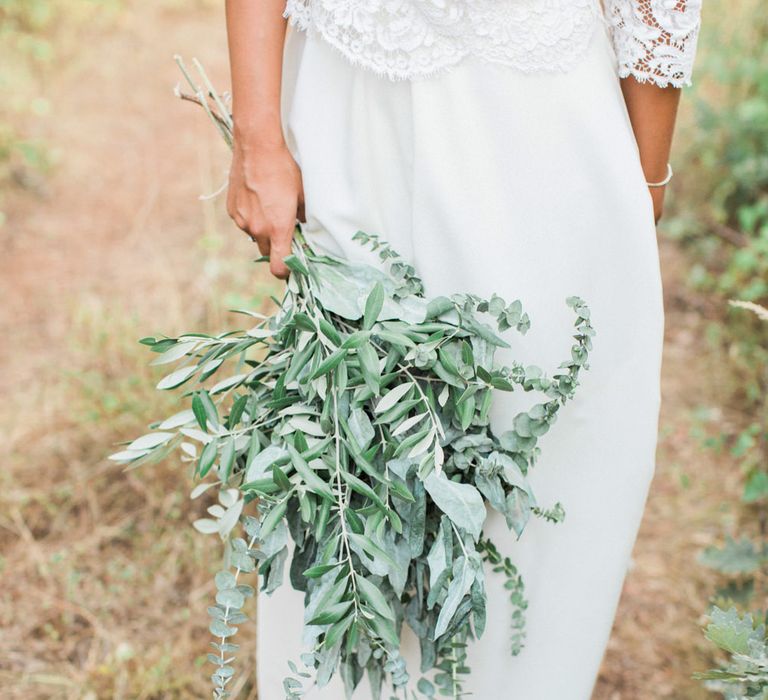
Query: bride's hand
[{"left": 227, "top": 133, "right": 305, "bottom": 279}]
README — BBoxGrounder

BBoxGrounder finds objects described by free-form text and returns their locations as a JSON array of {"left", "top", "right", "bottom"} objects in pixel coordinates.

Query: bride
[{"left": 223, "top": 1, "right": 702, "bottom": 697}]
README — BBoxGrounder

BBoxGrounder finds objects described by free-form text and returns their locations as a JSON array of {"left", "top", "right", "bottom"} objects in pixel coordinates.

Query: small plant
[
  {"left": 695, "top": 607, "right": 768, "bottom": 699},
  {"left": 696, "top": 301, "right": 768, "bottom": 699}
]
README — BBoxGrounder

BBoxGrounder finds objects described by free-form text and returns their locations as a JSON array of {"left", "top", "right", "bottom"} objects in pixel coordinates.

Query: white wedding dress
[{"left": 258, "top": 1, "right": 702, "bottom": 698}]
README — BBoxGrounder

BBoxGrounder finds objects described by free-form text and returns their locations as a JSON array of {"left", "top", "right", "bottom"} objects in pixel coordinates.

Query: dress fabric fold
[{"left": 259, "top": 15, "right": 666, "bottom": 699}]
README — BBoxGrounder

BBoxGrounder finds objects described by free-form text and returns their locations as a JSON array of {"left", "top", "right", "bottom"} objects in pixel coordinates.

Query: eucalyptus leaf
[
  {"left": 434, "top": 557, "right": 476, "bottom": 639},
  {"left": 424, "top": 473, "right": 486, "bottom": 541}
]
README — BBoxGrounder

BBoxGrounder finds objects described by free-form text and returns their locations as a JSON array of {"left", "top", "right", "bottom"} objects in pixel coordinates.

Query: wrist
[
  {"left": 232, "top": 107, "right": 285, "bottom": 148},
  {"left": 645, "top": 163, "right": 673, "bottom": 188},
  {"left": 639, "top": 151, "right": 673, "bottom": 184}
]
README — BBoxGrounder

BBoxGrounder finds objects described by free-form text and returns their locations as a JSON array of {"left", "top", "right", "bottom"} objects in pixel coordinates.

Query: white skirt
[{"left": 259, "top": 19, "right": 665, "bottom": 700}]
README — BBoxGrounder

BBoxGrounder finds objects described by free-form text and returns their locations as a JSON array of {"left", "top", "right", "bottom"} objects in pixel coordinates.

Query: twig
[{"left": 176, "top": 91, "right": 231, "bottom": 132}]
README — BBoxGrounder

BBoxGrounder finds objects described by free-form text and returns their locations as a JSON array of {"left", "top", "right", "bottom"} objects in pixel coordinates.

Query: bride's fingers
[
  {"left": 297, "top": 185, "right": 306, "bottom": 223},
  {"left": 252, "top": 228, "right": 271, "bottom": 258},
  {"left": 230, "top": 210, "right": 249, "bottom": 235},
  {"left": 269, "top": 222, "right": 294, "bottom": 279}
]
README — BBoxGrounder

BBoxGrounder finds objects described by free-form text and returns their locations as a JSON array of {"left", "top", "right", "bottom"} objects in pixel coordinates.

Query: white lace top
[{"left": 284, "top": 0, "right": 702, "bottom": 88}]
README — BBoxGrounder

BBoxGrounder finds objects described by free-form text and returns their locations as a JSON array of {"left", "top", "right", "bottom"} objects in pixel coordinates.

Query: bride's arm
[
  {"left": 620, "top": 80, "right": 680, "bottom": 223},
  {"left": 225, "top": 0, "right": 303, "bottom": 279},
  {"left": 604, "top": 0, "right": 703, "bottom": 223}
]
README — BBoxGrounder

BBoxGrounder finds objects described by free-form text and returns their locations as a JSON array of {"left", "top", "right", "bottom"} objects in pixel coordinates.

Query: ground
[{"left": 0, "top": 3, "right": 736, "bottom": 698}]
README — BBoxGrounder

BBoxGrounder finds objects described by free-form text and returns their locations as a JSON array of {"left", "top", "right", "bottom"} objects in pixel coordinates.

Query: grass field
[{"left": 0, "top": 2, "right": 753, "bottom": 698}]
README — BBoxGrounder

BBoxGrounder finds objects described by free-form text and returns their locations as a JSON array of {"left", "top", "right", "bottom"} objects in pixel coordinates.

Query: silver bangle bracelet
[{"left": 646, "top": 163, "right": 673, "bottom": 188}]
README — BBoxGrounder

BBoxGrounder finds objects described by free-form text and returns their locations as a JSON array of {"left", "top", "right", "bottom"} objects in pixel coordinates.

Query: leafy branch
[{"left": 110, "top": 58, "right": 596, "bottom": 699}]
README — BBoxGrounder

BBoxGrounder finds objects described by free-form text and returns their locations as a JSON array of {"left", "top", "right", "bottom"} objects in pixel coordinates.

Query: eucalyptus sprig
[{"left": 110, "top": 58, "right": 595, "bottom": 699}]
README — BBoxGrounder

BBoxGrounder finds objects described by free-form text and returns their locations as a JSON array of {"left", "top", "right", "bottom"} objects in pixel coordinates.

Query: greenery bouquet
[{"left": 110, "top": 59, "right": 595, "bottom": 699}]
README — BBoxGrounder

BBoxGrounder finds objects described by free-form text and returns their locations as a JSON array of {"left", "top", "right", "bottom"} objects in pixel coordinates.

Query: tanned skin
[
  {"left": 621, "top": 77, "right": 681, "bottom": 223},
  {"left": 225, "top": 0, "right": 302, "bottom": 279}
]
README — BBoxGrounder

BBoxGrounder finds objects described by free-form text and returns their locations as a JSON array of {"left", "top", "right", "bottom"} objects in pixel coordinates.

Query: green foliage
[
  {"left": 207, "top": 522, "right": 259, "bottom": 700},
  {"left": 697, "top": 302, "right": 768, "bottom": 698},
  {"left": 113, "top": 230, "right": 594, "bottom": 698},
  {"left": 679, "top": 13, "right": 768, "bottom": 692},
  {"left": 671, "top": 7, "right": 768, "bottom": 304},
  {"left": 111, "top": 59, "right": 594, "bottom": 699},
  {"left": 478, "top": 539, "right": 527, "bottom": 655},
  {"left": 694, "top": 607, "right": 768, "bottom": 699},
  {"left": 700, "top": 536, "right": 768, "bottom": 577},
  {"left": 669, "top": 6, "right": 768, "bottom": 455}
]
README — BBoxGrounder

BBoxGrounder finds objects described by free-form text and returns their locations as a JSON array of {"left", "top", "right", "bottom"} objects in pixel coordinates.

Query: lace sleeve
[{"left": 605, "top": 0, "right": 703, "bottom": 88}]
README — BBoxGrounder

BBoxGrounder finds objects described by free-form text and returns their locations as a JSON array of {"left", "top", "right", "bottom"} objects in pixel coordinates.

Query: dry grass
[
  {"left": 0, "top": 1, "right": 757, "bottom": 699},
  {"left": 1, "top": 3, "right": 277, "bottom": 697}
]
